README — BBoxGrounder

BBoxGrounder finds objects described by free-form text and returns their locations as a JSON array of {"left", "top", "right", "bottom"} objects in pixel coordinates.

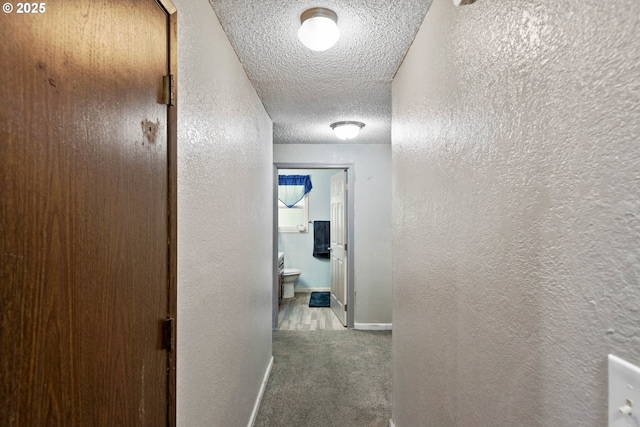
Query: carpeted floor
[{"left": 254, "top": 330, "right": 392, "bottom": 427}]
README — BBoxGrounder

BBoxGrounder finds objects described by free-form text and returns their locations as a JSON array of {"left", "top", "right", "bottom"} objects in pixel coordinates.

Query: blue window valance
[{"left": 278, "top": 175, "right": 312, "bottom": 208}]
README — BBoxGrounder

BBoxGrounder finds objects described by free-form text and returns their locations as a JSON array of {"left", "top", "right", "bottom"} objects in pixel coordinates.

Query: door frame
[
  {"left": 156, "top": 0, "right": 178, "bottom": 425},
  {"left": 272, "top": 163, "right": 355, "bottom": 329}
]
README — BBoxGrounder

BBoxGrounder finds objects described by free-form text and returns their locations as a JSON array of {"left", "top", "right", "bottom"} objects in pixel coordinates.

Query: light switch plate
[{"left": 609, "top": 354, "right": 640, "bottom": 427}]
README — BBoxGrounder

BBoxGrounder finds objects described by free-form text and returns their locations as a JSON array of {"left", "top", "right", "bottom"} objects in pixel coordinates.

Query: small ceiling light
[
  {"left": 298, "top": 7, "right": 340, "bottom": 51},
  {"left": 330, "top": 121, "right": 365, "bottom": 140}
]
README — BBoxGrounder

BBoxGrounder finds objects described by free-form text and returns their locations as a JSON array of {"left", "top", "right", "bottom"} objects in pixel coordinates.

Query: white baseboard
[
  {"left": 354, "top": 323, "right": 393, "bottom": 330},
  {"left": 294, "top": 287, "right": 330, "bottom": 293},
  {"left": 389, "top": 419, "right": 396, "bottom": 427},
  {"left": 248, "top": 356, "right": 274, "bottom": 427}
]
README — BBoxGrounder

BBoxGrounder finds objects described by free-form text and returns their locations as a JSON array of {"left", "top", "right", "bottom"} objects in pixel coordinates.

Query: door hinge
[
  {"left": 344, "top": 243, "right": 347, "bottom": 251},
  {"left": 162, "top": 318, "right": 174, "bottom": 352},
  {"left": 344, "top": 304, "right": 347, "bottom": 311},
  {"left": 163, "top": 74, "right": 175, "bottom": 106}
]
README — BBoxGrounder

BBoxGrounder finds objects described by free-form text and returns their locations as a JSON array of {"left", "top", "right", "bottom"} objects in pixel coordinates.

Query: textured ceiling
[{"left": 208, "top": 0, "right": 433, "bottom": 144}]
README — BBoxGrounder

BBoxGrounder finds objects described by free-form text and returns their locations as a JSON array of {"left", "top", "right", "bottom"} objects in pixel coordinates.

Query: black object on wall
[{"left": 312, "top": 221, "right": 330, "bottom": 259}]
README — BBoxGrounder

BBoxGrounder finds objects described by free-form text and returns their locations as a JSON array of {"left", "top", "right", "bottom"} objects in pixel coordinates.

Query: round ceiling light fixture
[
  {"left": 298, "top": 7, "right": 340, "bottom": 51},
  {"left": 330, "top": 121, "right": 365, "bottom": 140}
]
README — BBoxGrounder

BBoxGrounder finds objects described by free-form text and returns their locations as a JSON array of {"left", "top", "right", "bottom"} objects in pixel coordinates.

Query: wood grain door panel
[{"left": 1, "top": 1, "right": 172, "bottom": 425}]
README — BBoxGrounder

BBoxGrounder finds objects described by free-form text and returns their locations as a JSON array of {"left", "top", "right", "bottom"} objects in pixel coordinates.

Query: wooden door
[
  {"left": 0, "top": 1, "right": 176, "bottom": 425},
  {"left": 330, "top": 171, "right": 348, "bottom": 326}
]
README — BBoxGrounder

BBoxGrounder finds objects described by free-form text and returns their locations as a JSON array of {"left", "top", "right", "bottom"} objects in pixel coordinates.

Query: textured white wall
[
  {"left": 275, "top": 144, "right": 392, "bottom": 324},
  {"left": 278, "top": 169, "right": 334, "bottom": 289},
  {"left": 392, "top": 0, "right": 640, "bottom": 426},
  {"left": 174, "top": 1, "right": 273, "bottom": 425}
]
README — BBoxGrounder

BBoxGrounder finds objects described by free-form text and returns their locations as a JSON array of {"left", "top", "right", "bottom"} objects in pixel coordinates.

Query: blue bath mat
[{"left": 309, "top": 292, "right": 330, "bottom": 308}]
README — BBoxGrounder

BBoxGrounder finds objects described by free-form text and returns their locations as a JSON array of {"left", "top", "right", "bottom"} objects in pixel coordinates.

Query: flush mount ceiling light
[
  {"left": 298, "top": 7, "right": 340, "bottom": 51},
  {"left": 330, "top": 121, "right": 365, "bottom": 140}
]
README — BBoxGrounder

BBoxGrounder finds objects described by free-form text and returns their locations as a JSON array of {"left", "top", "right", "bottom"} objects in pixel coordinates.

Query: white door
[{"left": 330, "top": 171, "right": 347, "bottom": 326}]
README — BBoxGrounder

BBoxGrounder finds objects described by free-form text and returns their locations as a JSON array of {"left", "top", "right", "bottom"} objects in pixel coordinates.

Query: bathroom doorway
[{"left": 272, "top": 163, "right": 355, "bottom": 329}]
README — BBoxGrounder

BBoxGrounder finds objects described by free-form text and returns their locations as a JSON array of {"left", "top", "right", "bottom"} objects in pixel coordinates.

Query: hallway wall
[
  {"left": 275, "top": 144, "right": 392, "bottom": 325},
  {"left": 174, "top": 1, "right": 273, "bottom": 425},
  {"left": 392, "top": 0, "right": 640, "bottom": 426}
]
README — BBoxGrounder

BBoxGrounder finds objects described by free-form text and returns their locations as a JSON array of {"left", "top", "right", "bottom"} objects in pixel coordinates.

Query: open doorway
[{"left": 272, "top": 163, "right": 355, "bottom": 329}]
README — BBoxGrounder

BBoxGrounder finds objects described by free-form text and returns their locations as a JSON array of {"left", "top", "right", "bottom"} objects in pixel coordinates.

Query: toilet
[{"left": 282, "top": 268, "right": 301, "bottom": 298}]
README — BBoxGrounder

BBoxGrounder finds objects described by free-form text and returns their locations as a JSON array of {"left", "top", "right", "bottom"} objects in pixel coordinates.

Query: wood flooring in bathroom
[{"left": 277, "top": 292, "right": 346, "bottom": 331}]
